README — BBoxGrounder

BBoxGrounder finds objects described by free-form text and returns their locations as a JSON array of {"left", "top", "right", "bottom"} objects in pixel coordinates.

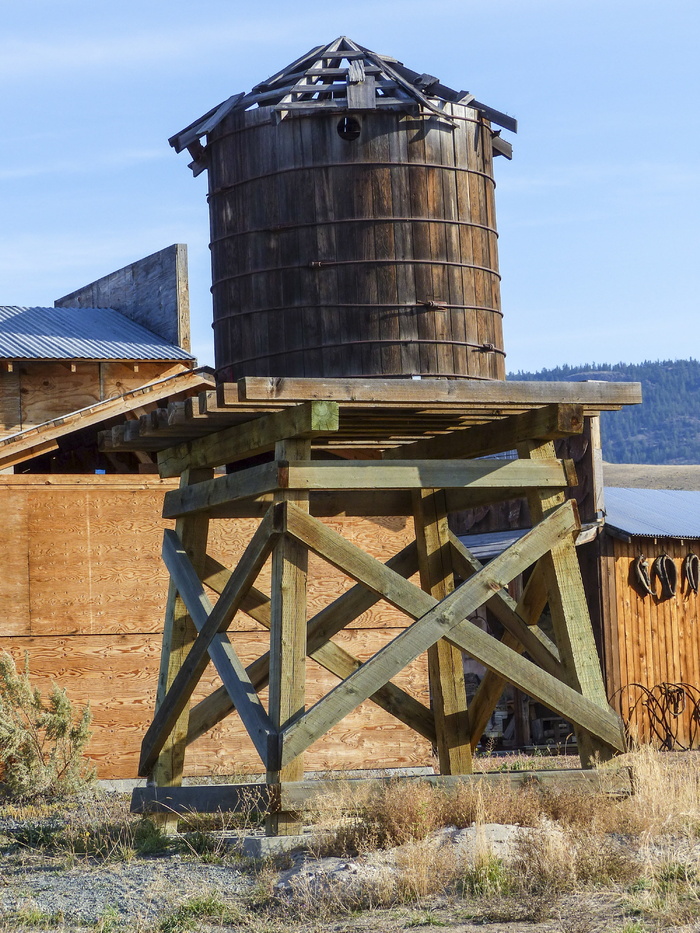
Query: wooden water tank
[{"left": 172, "top": 38, "right": 515, "bottom": 381}]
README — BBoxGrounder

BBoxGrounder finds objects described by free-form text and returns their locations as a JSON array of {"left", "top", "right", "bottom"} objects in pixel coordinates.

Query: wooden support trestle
[{"left": 110, "top": 379, "right": 642, "bottom": 835}]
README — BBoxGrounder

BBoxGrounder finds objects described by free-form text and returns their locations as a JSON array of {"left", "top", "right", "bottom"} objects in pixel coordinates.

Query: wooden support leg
[
  {"left": 518, "top": 440, "right": 625, "bottom": 766},
  {"left": 267, "top": 438, "right": 310, "bottom": 835},
  {"left": 413, "top": 489, "right": 472, "bottom": 774},
  {"left": 152, "top": 467, "right": 212, "bottom": 832}
]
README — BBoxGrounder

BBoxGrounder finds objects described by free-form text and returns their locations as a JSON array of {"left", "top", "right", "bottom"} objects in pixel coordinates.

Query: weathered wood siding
[
  {"left": 0, "top": 362, "right": 184, "bottom": 439},
  {"left": 601, "top": 534, "right": 700, "bottom": 748},
  {"left": 55, "top": 244, "right": 190, "bottom": 351},
  {"left": 208, "top": 104, "right": 504, "bottom": 381},
  {"left": 0, "top": 475, "right": 429, "bottom": 778}
]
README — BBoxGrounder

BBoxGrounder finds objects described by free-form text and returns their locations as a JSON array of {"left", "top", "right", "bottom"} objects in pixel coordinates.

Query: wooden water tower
[
  {"left": 170, "top": 36, "right": 516, "bottom": 382},
  {"left": 128, "top": 38, "right": 638, "bottom": 837}
]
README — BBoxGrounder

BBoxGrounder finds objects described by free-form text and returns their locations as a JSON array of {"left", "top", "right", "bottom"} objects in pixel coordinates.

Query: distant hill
[{"left": 508, "top": 360, "right": 700, "bottom": 465}]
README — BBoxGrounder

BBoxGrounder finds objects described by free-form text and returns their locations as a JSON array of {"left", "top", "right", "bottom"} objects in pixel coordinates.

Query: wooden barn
[
  {"left": 599, "top": 482, "right": 700, "bottom": 750},
  {"left": 0, "top": 245, "right": 221, "bottom": 778}
]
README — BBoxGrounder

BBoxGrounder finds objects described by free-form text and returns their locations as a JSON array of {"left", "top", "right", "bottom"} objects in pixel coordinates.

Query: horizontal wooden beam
[
  {"left": 131, "top": 766, "right": 633, "bottom": 815},
  {"left": 162, "top": 462, "right": 279, "bottom": 517},
  {"left": 139, "top": 509, "right": 278, "bottom": 776},
  {"left": 383, "top": 404, "right": 584, "bottom": 461},
  {"left": 157, "top": 401, "right": 340, "bottom": 477},
  {"left": 170, "top": 487, "right": 543, "bottom": 520},
  {"left": 162, "top": 458, "right": 575, "bottom": 519},
  {"left": 235, "top": 377, "right": 642, "bottom": 411}
]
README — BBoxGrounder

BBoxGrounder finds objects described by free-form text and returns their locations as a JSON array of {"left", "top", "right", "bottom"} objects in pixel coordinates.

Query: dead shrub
[{"left": 512, "top": 825, "right": 578, "bottom": 896}]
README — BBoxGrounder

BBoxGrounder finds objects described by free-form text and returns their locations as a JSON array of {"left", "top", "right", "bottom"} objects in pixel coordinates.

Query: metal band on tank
[
  {"left": 213, "top": 302, "right": 504, "bottom": 322},
  {"left": 209, "top": 217, "right": 499, "bottom": 242},
  {"left": 217, "top": 367, "right": 499, "bottom": 382},
  {"left": 211, "top": 259, "right": 501, "bottom": 287},
  {"left": 213, "top": 338, "right": 506, "bottom": 366},
  {"left": 206, "top": 163, "right": 496, "bottom": 199}
]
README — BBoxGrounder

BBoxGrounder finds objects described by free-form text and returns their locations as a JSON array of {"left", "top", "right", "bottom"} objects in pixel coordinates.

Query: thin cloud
[
  {"left": 0, "top": 149, "right": 167, "bottom": 182},
  {"left": 499, "top": 161, "right": 700, "bottom": 194},
  {"left": 0, "top": 20, "right": 314, "bottom": 80}
]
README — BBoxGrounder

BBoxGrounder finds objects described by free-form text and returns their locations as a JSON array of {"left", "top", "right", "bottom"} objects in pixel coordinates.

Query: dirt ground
[{"left": 0, "top": 751, "right": 698, "bottom": 932}]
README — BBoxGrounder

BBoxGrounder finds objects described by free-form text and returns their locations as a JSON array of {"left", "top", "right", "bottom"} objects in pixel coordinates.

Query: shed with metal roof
[
  {"left": 0, "top": 306, "right": 194, "bottom": 363},
  {"left": 604, "top": 487, "right": 700, "bottom": 540}
]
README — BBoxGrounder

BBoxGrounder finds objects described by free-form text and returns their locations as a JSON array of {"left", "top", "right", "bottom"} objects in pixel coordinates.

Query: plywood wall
[
  {"left": 601, "top": 534, "right": 700, "bottom": 748},
  {"left": 0, "top": 475, "right": 430, "bottom": 778}
]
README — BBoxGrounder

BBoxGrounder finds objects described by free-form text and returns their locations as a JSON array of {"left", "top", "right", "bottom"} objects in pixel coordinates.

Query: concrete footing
[{"left": 241, "top": 833, "right": 310, "bottom": 859}]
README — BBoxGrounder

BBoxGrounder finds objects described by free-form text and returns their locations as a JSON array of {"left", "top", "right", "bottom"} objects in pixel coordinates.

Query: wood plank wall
[
  {"left": 55, "top": 244, "right": 191, "bottom": 352},
  {"left": 0, "top": 362, "right": 180, "bottom": 438},
  {"left": 601, "top": 534, "right": 700, "bottom": 748},
  {"left": 0, "top": 475, "right": 430, "bottom": 778}
]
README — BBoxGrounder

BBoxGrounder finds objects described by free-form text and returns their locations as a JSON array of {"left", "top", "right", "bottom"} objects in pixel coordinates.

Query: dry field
[{"left": 0, "top": 747, "right": 698, "bottom": 933}]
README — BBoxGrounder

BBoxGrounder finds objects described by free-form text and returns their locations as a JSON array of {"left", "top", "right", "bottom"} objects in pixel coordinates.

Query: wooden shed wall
[
  {"left": 0, "top": 475, "right": 430, "bottom": 778},
  {"left": 0, "top": 362, "right": 183, "bottom": 439},
  {"left": 600, "top": 533, "right": 700, "bottom": 748}
]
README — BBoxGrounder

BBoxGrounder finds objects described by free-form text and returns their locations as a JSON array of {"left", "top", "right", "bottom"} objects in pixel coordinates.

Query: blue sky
[{"left": 2, "top": 1, "right": 698, "bottom": 373}]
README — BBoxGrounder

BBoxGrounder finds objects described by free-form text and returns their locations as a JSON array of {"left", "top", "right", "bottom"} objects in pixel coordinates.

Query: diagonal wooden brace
[
  {"left": 185, "top": 541, "right": 435, "bottom": 745},
  {"left": 139, "top": 508, "right": 278, "bottom": 776},
  {"left": 278, "top": 500, "right": 624, "bottom": 765},
  {"left": 466, "top": 562, "right": 550, "bottom": 748},
  {"left": 448, "top": 533, "right": 563, "bottom": 677}
]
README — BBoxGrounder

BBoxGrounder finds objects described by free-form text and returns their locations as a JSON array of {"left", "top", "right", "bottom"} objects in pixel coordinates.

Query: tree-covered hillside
[{"left": 508, "top": 360, "right": 700, "bottom": 465}]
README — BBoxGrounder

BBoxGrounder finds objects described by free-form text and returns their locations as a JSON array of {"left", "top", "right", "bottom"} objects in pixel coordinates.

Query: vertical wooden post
[
  {"left": 518, "top": 440, "right": 623, "bottom": 766},
  {"left": 413, "top": 488, "right": 472, "bottom": 774},
  {"left": 588, "top": 416, "right": 605, "bottom": 519},
  {"left": 266, "top": 438, "right": 310, "bottom": 834},
  {"left": 152, "top": 467, "right": 212, "bottom": 831}
]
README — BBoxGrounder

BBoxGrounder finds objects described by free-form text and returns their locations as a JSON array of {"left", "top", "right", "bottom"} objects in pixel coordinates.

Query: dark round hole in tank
[{"left": 337, "top": 116, "right": 361, "bottom": 141}]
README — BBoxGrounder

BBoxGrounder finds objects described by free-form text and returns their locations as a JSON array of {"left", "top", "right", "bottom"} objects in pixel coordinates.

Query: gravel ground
[
  {"left": 1, "top": 793, "right": 699, "bottom": 933},
  {"left": 0, "top": 851, "right": 255, "bottom": 928}
]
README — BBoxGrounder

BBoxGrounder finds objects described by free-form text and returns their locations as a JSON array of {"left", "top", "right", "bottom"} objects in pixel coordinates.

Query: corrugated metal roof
[
  {"left": 0, "top": 306, "right": 194, "bottom": 361},
  {"left": 457, "top": 529, "right": 529, "bottom": 560},
  {"left": 605, "top": 487, "right": 700, "bottom": 539}
]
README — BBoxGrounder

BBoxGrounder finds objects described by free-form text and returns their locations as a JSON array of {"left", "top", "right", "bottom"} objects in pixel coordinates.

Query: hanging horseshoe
[
  {"left": 682, "top": 553, "right": 699, "bottom": 594},
  {"left": 633, "top": 555, "right": 654, "bottom": 596},
  {"left": 653, "top": 554, "right": 677, "bottom": 599}
]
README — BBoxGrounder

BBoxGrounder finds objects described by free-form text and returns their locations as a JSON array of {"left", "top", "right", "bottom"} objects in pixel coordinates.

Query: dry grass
[
  {"left": 1, "top": 746, "right": 699, "bottom": 931},
  {"left": 278, "top": 746, "right": 700, "bottom": 927}
]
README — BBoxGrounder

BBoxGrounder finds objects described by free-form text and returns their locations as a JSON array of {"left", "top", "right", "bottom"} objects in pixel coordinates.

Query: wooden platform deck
[{"left": 101, "top": 377, "right": 642, "bottom": 456}]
